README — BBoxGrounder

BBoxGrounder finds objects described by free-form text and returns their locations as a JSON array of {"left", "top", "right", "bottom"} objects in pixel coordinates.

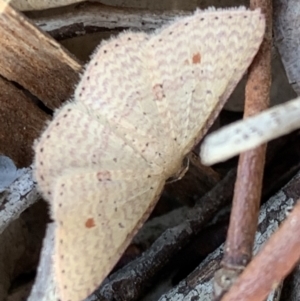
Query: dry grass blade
[{"left": 200, "top": 97, "right": 300, "bottom": 165}]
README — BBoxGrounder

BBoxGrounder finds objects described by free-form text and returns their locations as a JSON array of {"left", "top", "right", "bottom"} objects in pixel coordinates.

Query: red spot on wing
[
  {"left": 153, "top": 84, "right": 164, "bottom": 101},
  {"left": 97, "top": 171, "right": 112, "bottom": 181},
  {"left": 192, "top": 52, "right": 201, "bottom": 64},
  {"left": 85, "top": 218, "right": 95, "bottom": 228}
]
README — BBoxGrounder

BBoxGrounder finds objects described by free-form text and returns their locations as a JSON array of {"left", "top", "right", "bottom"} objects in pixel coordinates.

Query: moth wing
[
  {"left": 145, "top": 8, "right": 265, "bottom": 157},
  {"left": 75, "top": 32, "right": 171, "bottom": 167},
  {"left": 201, "top": 97, "right": 300, "bottom": 165},
  {"left": 72, "top": 8, "right": 265, "bottom": 171},
  {"left": 34, "top": 102, "right": 152, "bottom": 202},
  {"left": 52, "top": 168, "right": 164, "bottom": 301}
]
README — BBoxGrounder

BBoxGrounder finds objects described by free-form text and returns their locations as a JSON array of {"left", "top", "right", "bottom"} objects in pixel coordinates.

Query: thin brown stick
[
  {"left": 151, "top": 164, "right": 300, "bottom": 301},
  {"left": 214, "top": 0, "right": 272, "bottom": 298},
  {"left": 221, "top": 200, "right": 300, "bottom": 301},
  {"left": 222, "top": 0, "right": 272, "bottom": 266}
]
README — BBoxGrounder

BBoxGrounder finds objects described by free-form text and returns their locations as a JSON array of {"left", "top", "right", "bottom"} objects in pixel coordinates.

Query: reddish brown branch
[
  {"left": 222, "top": 0, "right": 272, "bottom": 266},
  {"left": 221, "top": 200, "right": 300, "bottom": 301},
  {"left": 214, "top": 0, "right": 272, "bottom": 298}
]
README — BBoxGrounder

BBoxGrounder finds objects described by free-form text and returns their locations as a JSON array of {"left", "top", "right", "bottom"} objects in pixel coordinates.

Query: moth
[
  {"left": 200, "top": 96, "right": 300, "bottom": 165},
  {"left": 34, "top": 7, "right": 265, "bottom": 301}
]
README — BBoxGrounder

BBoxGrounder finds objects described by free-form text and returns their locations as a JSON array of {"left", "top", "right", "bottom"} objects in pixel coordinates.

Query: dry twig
[
  {"left": 159, "top": 170, "right": 300, "bottom": 301},
  {"left": 0, "top": 165, "right": 40, "bottom": 234},
  {"left": 273, "top": 0, "right": 300, "bottom": 95},
  {"left": 214, "top": 0, "right": 272, "bottom": 298},
  {"left": 27, "top": 2, "right": 188, "bottom": 41},
  {"left": 221, "top": 199, "right": 300, "bottom": 301}
]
